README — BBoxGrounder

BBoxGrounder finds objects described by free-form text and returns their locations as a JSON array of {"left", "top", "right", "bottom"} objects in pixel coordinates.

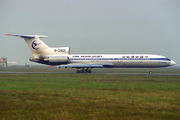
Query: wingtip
[
  {"left": 6, "top": 34, "right": 12, "bottom": 36},
  {"left": 49, "top": 65, "right": 54, "bottom": 67}
]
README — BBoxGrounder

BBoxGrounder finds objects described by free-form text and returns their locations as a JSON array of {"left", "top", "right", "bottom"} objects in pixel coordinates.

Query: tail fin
[{"left": 6, "top": 34, "right": 50, "bottom": 56}]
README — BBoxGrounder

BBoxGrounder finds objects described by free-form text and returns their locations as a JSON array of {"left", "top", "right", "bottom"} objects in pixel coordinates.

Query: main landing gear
[{"left": 76, "top": 68, "right": 92, "bottom": 73}]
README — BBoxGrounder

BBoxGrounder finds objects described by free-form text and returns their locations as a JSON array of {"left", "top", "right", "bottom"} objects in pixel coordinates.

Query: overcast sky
[{"left": 0, "top": 0, "right": 179, "bottom": 65}]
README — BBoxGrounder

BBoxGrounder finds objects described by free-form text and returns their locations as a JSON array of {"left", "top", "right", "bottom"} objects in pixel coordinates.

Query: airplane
[{"left": 6, "top": 34, "right": 176, "bottom": 74}]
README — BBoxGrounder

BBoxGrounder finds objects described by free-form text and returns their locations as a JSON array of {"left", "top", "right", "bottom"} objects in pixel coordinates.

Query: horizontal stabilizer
[{"left": 6, "top": 34, "right": 48, "bottom": 39}]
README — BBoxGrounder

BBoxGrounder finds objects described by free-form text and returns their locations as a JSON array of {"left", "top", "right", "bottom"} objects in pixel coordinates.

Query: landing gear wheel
[
  {"left": 76, "top": 68, "right": 92, "bottom": 73},
  {"left": 149, "top": 71, "right": 153, "bottom": 74},
  {"left": 88, "top": 70, "right": 91, "bottom": 73}
]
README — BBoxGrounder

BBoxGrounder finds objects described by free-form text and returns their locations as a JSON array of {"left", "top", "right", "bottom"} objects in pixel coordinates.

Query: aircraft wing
[{"left": 56, "top": 63, "right": 113, "bottom": 68}]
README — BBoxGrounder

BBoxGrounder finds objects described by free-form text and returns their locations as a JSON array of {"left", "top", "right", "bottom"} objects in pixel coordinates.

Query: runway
[{"left": 0, "top": 71, "right": 180, "bottom": 76}]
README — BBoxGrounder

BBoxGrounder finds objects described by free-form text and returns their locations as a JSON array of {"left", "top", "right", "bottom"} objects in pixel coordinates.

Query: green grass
[{"left": 0, "top": 74, "right": 180, "bottom": 120}]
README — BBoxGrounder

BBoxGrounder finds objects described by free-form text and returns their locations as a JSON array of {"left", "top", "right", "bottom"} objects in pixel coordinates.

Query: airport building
[{"left": 0, "top": 58, "right": 7, "bottom": 67}]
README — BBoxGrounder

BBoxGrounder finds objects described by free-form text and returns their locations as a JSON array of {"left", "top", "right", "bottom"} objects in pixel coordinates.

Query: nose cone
[{"left": 170, "top": 60, "right": 176, "bottom": 66}]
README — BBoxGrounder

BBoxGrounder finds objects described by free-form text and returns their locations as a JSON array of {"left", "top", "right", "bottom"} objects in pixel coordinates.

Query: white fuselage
[
  {"left": 67, "top": 54, "right": 174, "bottom": 68},
  {"left": 37, "top": 54, "right": 175, "bottom": 68}
]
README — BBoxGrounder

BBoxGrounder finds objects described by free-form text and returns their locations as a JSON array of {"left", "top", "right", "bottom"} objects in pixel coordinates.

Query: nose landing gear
[
  {"left": 148, "top": 68, "right": 153, "bottom": 74},
  {"left": 149, "top": 71, "right": 153, "bottom": 74},
  {"left": 76, "top": 68, "right": 92, "bottom": 73}
]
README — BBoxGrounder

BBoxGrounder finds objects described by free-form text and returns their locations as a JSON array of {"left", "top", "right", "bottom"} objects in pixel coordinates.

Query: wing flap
[
  {"left": 56, "top": 63, "right": 113, "bottom": 68},
  {"left": 57, "top": 64, "right": 103, "bottom": 68}
]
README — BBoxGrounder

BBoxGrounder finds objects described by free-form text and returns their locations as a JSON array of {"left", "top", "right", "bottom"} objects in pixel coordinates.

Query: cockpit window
[{"left": 165, "top": 58, "right": 171, "bottom": 61}]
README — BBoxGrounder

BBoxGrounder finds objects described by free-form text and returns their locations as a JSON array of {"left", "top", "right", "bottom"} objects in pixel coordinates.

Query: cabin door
[
  {"left": 91, "top": 57, "right": 94, "bottom": 62},
  {"left": 118, "top": 57, "right": 121, "bottom": 63},
  {"left": 96, "top": 57, "right": 99, "bottom": 62}
]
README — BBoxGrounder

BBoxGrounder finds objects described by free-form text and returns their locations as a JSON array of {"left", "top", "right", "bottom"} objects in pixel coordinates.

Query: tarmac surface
[{"left": 0, "top": 71, "right": 180, "bottom": 76}]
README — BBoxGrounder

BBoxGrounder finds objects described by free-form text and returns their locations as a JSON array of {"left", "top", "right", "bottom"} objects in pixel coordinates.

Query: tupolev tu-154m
[{"left": 7, "top": 34, "right": 176, "bottom": 73}]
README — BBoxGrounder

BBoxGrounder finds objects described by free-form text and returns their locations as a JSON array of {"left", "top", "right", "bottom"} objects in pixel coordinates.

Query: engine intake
[{"left": 45, "top": 56, "right": 69, "bottom": 63}]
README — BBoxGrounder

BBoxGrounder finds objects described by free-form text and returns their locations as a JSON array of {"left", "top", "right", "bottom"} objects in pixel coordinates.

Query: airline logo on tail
[{"left": 31, "top": 40, "right": 41, "bottom": 50}]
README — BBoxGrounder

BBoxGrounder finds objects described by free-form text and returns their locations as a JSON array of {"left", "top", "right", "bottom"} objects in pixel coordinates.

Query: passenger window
[{"left": 131, "top": 56, "right": 134, "bottom": 58}]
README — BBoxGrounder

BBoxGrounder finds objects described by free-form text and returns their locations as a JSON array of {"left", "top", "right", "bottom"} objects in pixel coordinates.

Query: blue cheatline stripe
[
  {"left": 118, "top": 58, "right": 167, "bottom": 60},
  {"left": 69, "top": 58, "right": 170, "bottom": 61}
]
